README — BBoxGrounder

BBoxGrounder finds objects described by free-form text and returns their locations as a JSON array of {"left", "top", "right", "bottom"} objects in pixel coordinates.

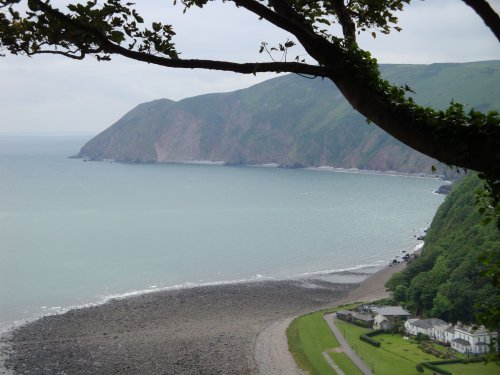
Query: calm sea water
[{"left": 0, "top": 135, "right": 444, "bottom": 330}]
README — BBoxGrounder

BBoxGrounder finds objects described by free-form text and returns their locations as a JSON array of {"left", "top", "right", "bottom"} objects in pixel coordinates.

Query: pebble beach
[{"left": 0, "top": 259, "right": 407, "bottom": 375}]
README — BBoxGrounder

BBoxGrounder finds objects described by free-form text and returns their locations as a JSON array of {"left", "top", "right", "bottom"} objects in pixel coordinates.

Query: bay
[{"left": 0, "top": 135, "right": 444, "bottom": 330}]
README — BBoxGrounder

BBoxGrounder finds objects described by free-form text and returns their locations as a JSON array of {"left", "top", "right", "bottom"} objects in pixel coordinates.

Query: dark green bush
[{"left": 360, "top": 334, "right": 381, "bottom": 347}]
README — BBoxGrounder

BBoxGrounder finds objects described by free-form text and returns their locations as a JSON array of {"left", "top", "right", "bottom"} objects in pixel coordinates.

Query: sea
[{"left": 0, "top": 135, "right": 445, "bottom": 332}]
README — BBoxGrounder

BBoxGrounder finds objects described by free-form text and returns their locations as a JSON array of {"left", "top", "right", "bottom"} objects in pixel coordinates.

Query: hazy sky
[{"left": 1, "top": 0, "right": 499, "bottom": 134}]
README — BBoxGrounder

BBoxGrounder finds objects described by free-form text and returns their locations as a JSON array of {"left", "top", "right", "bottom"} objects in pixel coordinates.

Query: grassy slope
[
  {"left": 287, "top": 304, "right": 360, "bottom": 375},
  {"left": 287, "top": 312, "right": 339, "bottom": 375},
  {"left": 328, "top": 352, "right": 363, "bottom": 375}
]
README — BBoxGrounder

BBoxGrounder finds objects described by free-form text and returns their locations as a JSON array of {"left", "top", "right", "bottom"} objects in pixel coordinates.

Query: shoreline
[
  {"left": 77, "top": 157, "right": 451, "bottom": 181},
  {"left": 0, "top": 257, "right": 409, "bottom": 374},
  {"left": 0, "top": 252, "right": 407, "bottom": 336}
]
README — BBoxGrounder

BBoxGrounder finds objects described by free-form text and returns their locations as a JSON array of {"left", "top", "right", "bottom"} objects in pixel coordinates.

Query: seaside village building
[
  {"left": 404, "top": 319, "right": 498, "bottom": 355},
  {"left": 337, "top": 305, "right": 412, "bottom": 330},
  {"left": 338, "top": 305, "right": 497, "bottom": 355}
]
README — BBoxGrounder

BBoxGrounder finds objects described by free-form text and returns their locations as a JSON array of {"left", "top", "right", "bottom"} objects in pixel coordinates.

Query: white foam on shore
[
  {"left": 412, "top": 242, "right": 424, "bottom": 253},
  {"left": 298, "top": 262, "right": 386, "bottom": 278},
  {"left": 0, "top": 274, "right": 277, "bottom": 335},
  {"left": 1, "top": 242, "right": 425, "bottom": 336},
  {"left": 305, "top": 166, "right": 443, "bottom": 179}
]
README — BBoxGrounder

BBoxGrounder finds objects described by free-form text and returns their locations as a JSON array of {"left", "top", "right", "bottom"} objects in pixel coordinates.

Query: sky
[{"left": 1, "top": 0, "right": 499, "bottom": 134}]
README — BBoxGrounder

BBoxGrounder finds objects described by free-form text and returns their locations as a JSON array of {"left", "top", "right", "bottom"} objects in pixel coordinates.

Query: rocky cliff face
[{"left": 77, "top": 61, "right": 500, "bottom": 176}]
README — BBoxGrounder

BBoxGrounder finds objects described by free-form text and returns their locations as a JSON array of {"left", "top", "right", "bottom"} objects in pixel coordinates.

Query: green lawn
[
  {"left": 334, "top": 320, "right": 500, "bottom": 375},
  {"left": 287, "top": 304, "right": 361, "bottom": 375},
  {"left": 376, "top": 334, "right": 436, "bottom": 363},
  {"left": 288, "top": 306, "right": 500, "bottom": 375},
  {"left": 437, "top": 361, "right": 500, "bottom": 375},
  {"left": 334, "top": 320, "right": 436, "bottom": 374},
  {"left": 329, "top": 352, "right": 363, "bottom": 375},
  {"left": 287, "top": 311, "right": 339, "bottom": 375}
]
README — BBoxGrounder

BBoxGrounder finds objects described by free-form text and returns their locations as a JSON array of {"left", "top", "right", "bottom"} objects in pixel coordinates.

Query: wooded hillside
[{"left": 386, "top": 174, "right": 500, "bottom": 323}]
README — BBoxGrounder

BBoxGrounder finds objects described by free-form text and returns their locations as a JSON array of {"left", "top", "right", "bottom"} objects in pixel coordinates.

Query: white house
[
  {"left": 404, "top": 318, "right": 448, "bottom": 337},
  {"left": 451, "top": 325, "right": 497, "bottom": 355},
  {"left": 404, "top": 318, "right": 420, "bottom": 336},
  {"left": 433, "top": 325, "right": 456, "bottom": 344},
  {"left": 405, "top": 319, "right": 497, "bottom": 355}
]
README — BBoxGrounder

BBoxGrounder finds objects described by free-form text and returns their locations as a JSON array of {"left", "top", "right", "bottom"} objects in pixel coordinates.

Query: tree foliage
[
  {"left": 1, "top": 0, "right": 500, "bottom": 183},
  {"left": 386, "top": 174, "right": 500, "bottom": 327},
  {"left": 1, "top": 0, "right": 500, "bottom": 327}
]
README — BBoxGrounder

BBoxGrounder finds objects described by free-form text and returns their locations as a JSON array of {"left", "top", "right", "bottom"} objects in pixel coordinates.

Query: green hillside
[
  {"left": 77, "top": 61, "right": 500, "bottom": 175},
  {"left": 386, "top": 174, "right": 500, "bottom": 324}
]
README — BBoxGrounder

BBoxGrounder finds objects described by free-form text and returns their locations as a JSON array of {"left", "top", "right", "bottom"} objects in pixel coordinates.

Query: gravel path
[{"left": 254, "top": 317, "right": 307, "bottom": 375}]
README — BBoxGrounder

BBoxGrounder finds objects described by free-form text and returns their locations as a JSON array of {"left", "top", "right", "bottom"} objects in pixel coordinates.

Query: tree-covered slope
[
  {"left": 77, "top": 61, "right": 500, "bottom": 175},
  {"left": 386, "top": 174, "right": 500, "bottom": 324}
]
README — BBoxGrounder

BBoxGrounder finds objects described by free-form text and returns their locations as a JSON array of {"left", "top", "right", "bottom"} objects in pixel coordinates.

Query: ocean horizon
[{"left": 0, "top": 135, "right": 444, "bottom": 331}]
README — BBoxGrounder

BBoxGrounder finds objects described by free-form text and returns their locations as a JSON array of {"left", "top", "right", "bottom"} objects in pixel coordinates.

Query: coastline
[
  {"left": 79, "top": 156, "right": 451, "bottom": 181},
  {"left": 0, "top": 258, "right": 409, "bottom": 375}
]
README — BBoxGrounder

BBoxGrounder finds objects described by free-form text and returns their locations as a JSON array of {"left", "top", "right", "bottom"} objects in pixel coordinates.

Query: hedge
[
  {"left": 360, "top": 334, "right": 381, "bottom": 347},
  {"left": 417, "top": 357, "right": 486, "bottom": 375},
  {"left": 421, "top": 362, "right": 452, "bottom": 375}
]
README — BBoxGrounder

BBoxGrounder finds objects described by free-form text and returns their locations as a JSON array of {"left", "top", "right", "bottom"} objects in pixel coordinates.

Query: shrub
[
  {"left": 421, "top": 362, "right": 452, "bottom": 375},
  {"left": 415, "top": 364, "right": 424, "bottom": 373},
  {"left": 360, "top": 334, "right": 381, "bottom": 347}
]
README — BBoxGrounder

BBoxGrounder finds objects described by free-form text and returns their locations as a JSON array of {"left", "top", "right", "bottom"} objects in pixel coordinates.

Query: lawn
[
  {"left": 376, "top": 333, "right": 436, "bottom": 363},
  {"left": 334, "top": 319, "right": 436, "bottom": 374},
  {"left": 329, "top": 352, "right": 363, "bottom": 375},
  {"left": 287, "top": 304, "right": 361, "bottom": 375},
  {"left": 287, "top": 311, "right": 340, "bottom": 375},
  {"left": 334, "top": 320, "right": 500, "bottom": 375},
  {"left": 437, "top": 361, "right": 500, "bottom": 375}
]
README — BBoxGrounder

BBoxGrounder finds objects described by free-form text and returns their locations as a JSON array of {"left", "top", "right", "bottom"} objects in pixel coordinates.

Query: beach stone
[{"left": 3, "top": 280, "right": 354, "bottom": 374}]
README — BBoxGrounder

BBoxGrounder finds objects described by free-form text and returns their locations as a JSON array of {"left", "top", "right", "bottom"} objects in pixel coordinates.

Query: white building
[
  {"left": 405, "top": 319, "right": 497, "bottom": 355},
  {"left": 451, "top": 325, "right": 496, "bottom": 355},
  {"left": 404, "top": 318, "right": 448, "bottom": 337}
]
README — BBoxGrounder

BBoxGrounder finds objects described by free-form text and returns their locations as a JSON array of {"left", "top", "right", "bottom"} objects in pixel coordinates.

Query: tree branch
[
  {"left": 332, "top": 74, "right": 500, "bottom": 178},
  {"left": 329, "top": 0, "right": 356, "bottom": 42},
  {"left": 103, "top": 41, "right": 331, "bottom": 76},
  {"left": 462, "top": 0, "right": 500, "bottom": 42},
  {"left": 9, "top": 0, "right": 500, "bottom": 178},
  {"left": 232, "top": 0, "right": 344, "bottom": 67},
  {"left": 27, "top": 0, "right": 331, "bottom": 76}
]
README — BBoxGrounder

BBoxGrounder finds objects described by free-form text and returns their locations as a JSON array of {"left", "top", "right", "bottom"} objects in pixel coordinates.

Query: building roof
[
  {"left": 406, "top": 318, "right": 419, "bottom": 325},
  {"left": 374, "top": 314, "right": 388, "bottom": 323},
  {"left": 337, "top": 310, "right": 352, "bottom": 316},
  {"left": 372, "top": 306, "right": 411, "bottom": 316},
  {"left": 452, "top": 338, "right": 472, "bottom": 346},
  {"left": 455, "top": 325, "right": 489, "bottom": 335},
  {"left": 352, "top": 312, "right": 374, "bottom": 321},
  {"left": 445, "top": 326, "right": 455, "bottom": 333},
  {"left": 410, "top": 318, "right": 448, "bottom": 329}
]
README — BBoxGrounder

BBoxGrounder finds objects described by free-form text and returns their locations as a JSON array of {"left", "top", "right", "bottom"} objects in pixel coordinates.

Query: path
[
  {"left": 255, "top": 317, "right": 307, "bottom": 375},
  {"left": 321, "top": 350, "right": 346, "bottom": 375},
  {"left": 323, "top": 313, "right": 372, "bottom": 375}
]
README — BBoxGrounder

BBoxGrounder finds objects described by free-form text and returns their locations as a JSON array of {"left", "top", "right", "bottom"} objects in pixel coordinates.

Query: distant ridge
[{"left": 77, "top": 61, "right": 500, "bottom": 176}]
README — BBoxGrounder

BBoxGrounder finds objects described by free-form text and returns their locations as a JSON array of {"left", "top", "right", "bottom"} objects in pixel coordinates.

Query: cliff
[{"left": 77, "top": 61, "right": 500, "bottom": 176}]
